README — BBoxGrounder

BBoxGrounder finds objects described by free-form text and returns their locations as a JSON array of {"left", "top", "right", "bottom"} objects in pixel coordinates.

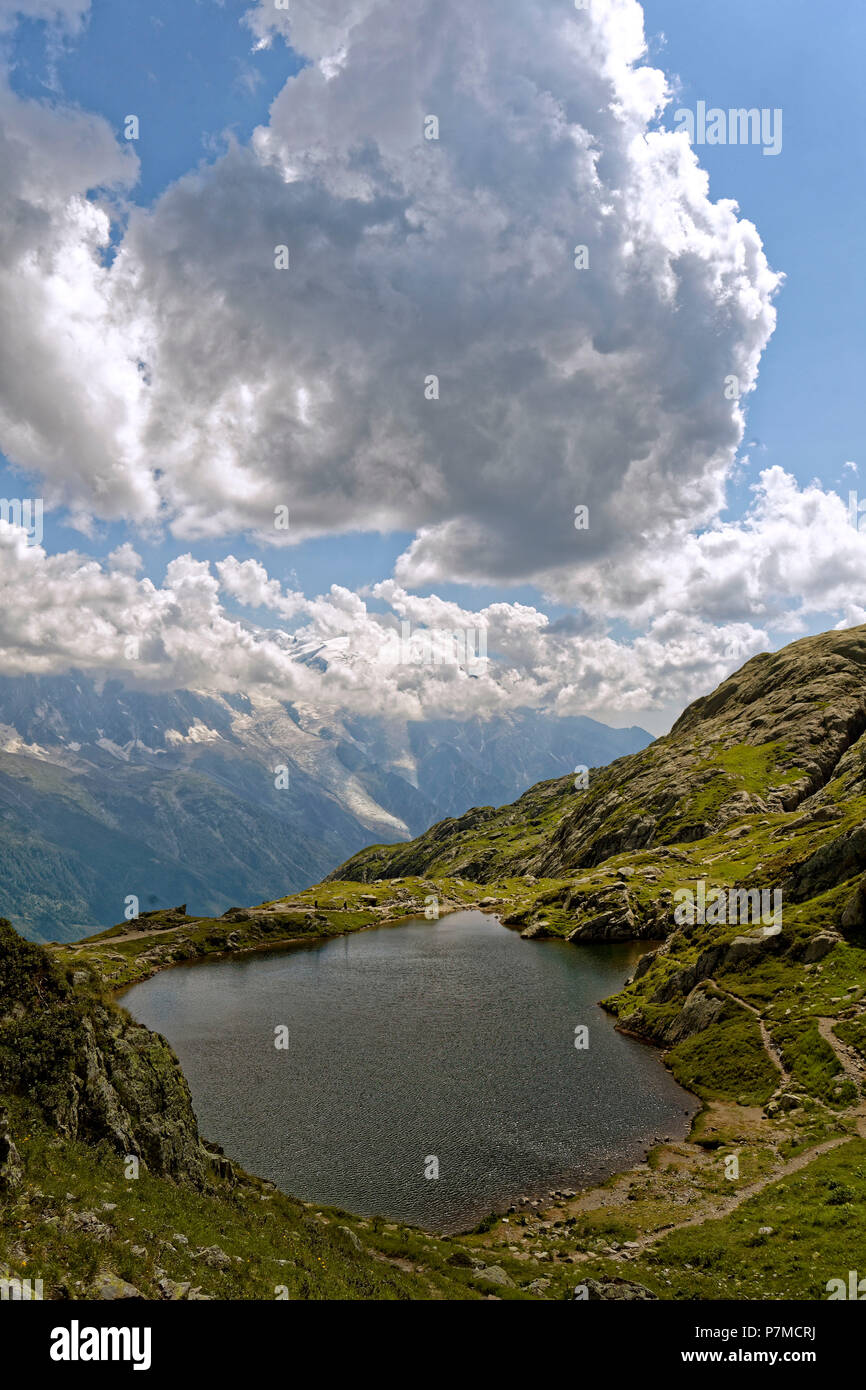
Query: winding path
[
  {"left": 625, "top": 1002, "right": 866, "bottom": 1253},
  {"left": 628, "top": 1131, "right": 856, "bottom": 1254}
]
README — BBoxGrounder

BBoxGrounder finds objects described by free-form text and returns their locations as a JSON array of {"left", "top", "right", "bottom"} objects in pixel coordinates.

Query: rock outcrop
[
  {"left": 0, "top": 919, "right": 205, "bottom": 1183},
  {"left": 332, "top": 626, "right": 866, "bottom": 889},
  {"left": 840, "top": 874, "right": 866, "bottom": 933},
  {"left": 0, "top": 1107, "right": 22, "bottom": 1192},
  {"left": 576, "top": 1277, "right": 657, "bottom": 1301}
]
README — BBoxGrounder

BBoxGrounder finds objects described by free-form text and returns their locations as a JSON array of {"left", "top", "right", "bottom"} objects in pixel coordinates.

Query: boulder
[
  {"left": 574, "top": 1277, "right": 657, "bottom": 1301},
  {"left": 663, "top": 985, "right": 727, "bottom": 1045},
  {"left": 474, "top": 1265, "right": 515, "bottom": 1288},
  {"left": 801, "top": 932, "right": 841, "bottom": 964},
  {"left": 521, "top": 920, "right": 554, "bottom": 940},
  {"left": 158, "top": 1277, "right": 191, "bottom": 1300},
  {"left": 95, "top": 1272, "right": 144, "bottom": 1300},
  {"left": 527, "top": 1278, "right": 551, "bottom": 1295},
  {"left": 725, "top": 933, "right": 774, "bottom": 966},
  {"left": 194, "top": 1245, "right": 232, "bottom": 1270},
  {"left": 841, "top": 877, "right": 866, "bottom": 932}
]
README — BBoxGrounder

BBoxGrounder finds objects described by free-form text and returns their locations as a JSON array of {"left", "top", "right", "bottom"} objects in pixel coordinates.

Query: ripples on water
[{"left": 122, "top": 911, "right": 696, "bottom": 1231}]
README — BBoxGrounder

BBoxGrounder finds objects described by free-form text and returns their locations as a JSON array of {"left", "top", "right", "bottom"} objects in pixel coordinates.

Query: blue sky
[
  {"left": 643, "top": 0, "right": 866, "bottom": 520},
  {"left": 7, "top": 0, "right": 298, "bottom": 204},
  {"left": 0, "top": 0, "right": 861, "bottom": 728},
  {"left": 6, "top": 0, "right": 860, "bottom": 606},
  {"left": 2, "top": 0, "right": 565, "bottom": 612}
]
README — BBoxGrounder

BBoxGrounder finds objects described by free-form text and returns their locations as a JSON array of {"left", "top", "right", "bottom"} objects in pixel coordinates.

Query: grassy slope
[
  {"left": 2, "top": 1096, "right": 539, "bottom": 1301},
  {"left": 6, "top": 626, "right": 866, "bottom": 1300}
]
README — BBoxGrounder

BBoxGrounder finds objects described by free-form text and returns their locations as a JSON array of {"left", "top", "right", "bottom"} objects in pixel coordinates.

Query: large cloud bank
[{"left": 0, "top": 0, "right": 855, "bottom": 724}]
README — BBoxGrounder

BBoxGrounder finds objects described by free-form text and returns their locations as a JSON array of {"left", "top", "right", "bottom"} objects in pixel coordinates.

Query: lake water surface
[{"left": 122, "top": 910, "right": 696, "bottom": 1231}]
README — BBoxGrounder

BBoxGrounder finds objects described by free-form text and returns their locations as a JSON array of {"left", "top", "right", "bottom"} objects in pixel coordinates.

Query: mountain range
[
  {"left": 2, "top": 624, "right": 866, "bottom": 1302},
  {"left": 2, "top": 621, "right": 864, "bottom": 1303},
  {"left": 0, "top": 673, "right": 649, "bottom": 942}
]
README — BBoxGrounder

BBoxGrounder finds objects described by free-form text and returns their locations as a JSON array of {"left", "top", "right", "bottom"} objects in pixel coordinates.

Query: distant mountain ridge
[
  {"left": 11, "top": 623, "right": 866, "bottom": 1304},
  {"left": 330, "top": 625, "right": 866, "bottom": 891},
  {"left": 0, "top": 673, "right": 650, "bottom": 942}
]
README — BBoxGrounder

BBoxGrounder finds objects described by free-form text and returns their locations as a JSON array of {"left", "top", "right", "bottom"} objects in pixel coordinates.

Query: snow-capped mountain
[{"left": 0, "top": 673, "right": 650, "bottom": 941}]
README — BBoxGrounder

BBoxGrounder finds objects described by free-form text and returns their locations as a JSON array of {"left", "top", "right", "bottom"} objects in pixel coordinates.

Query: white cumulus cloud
[
  {"left": 0, "top": 0, "right": 779, "bottom": 593},
  {"left": 3, "top": 0, "right": 859, "bottom": 728}
]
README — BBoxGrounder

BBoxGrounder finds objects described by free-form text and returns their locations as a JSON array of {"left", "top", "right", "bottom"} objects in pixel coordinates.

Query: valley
[
  {"left": 3, "top": 625, "right": 866, "bottom": 1300},
  {"left": 0, "top": 673, "right": 649, "bottom": 943}
]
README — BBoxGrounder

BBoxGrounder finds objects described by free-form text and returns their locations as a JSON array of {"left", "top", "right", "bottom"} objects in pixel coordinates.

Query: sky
[{"left": 0, "top": 0, "right": 862, "bottom": 734}]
